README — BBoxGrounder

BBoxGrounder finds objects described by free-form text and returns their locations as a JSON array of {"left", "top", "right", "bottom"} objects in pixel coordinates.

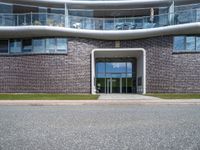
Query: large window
[
  {"left": 56, "top": 38, "right": 67, "bottom": 52},
  {"left": 186, "top": 36, "right": 195, "bottom": 51},
  {"left": 0, "top": 37, "right": 68, "bottom": 54},
  {"left": 23, "top": 39, "right": 32, "bottom": 52},
  {"left": 10, "top": 39, "right": 22, "bottom": 53},
  {"left": 173, "top": 36, "right": 200, "bottom": 52},
  {"left": 32, "top": 39, "right": 45, "bottom": 53},
  {"left": 0, "top": 3, "right": 13, "bottom": 26},
  {"left": 46, "top": 38, "right": 56, "bottom": 53}
]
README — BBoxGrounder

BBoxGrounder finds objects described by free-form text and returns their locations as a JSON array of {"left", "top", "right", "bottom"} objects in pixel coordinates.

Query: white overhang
[{"left": 0, "top": 23, "right": 199, "bottom": 40}]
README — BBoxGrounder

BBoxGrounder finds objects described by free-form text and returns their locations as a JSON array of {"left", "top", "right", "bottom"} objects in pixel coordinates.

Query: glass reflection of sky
[
  {"left": 106, "top": 62, "right": 126, "bottom": 73},
  {"left": 96, "top": 62, "right": 133, "bottom": 75}
]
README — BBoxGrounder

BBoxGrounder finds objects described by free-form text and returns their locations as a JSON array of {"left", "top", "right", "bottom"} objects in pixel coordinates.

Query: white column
[
  {"left": 91, "top": 50, "right": 96, "bottom": 94},
  {"left": 143, "top": 50, "right": 146, "bottom": 94},
  {"left": 169, "top": 1, "right": 175, "bottom": 25},
  {"left": 65, "top": 3, "right": 69, "bottom": 27}
]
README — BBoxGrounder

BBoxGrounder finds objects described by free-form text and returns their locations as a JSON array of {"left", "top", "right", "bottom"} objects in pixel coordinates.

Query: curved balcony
[{"left": 0, "top": 9, "right": 199, "bottom": 40}]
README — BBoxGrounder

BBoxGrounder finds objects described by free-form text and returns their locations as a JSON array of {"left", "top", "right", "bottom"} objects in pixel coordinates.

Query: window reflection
[
  {"left": 23, "top": 39, "right": 32, "bottom": 52},
  {"left": 95, "top": 59, "right": 135, "bottom": 77},
  {"left": 46, "top": 38, "right": 56, "bottom": 52},
  {"left": 56, "top": 38, "right": 67, "bottom": 52},
  {"left": 173, "top": 36, "right": 185, "bottom": 51},
  {"left": 186, "top": 36, "right": 195, "bottom": 51},
  {"left": 33, "top": 39, "right": 45, "bottom": 53},
  {"left": 10, "top": 39, "right": 22, "bottom": 53},
  {"left": 106, "top": 62, "right": 126, "bottom": 73},
  {"left": 96, "top": 62, "right": 105, "bottom": 73},
  {"left": 0, "top": 38, "right": 68, "bottom": 54},
  {"left": 196, "top": 37, "right": 200, "bottom": 51},
  {"left": 173, "top": 36, "right": 200, "bottom": 52}
]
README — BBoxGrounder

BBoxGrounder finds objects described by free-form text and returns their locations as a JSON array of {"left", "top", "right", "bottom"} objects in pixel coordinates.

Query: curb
[{"left": 0, "top": 99, "right": 200, "bottom": 106}]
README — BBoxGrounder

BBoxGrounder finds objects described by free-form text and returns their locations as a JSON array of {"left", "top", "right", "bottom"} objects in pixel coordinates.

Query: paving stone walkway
[{"left": 98, "top": 94, "right": 161, "bottom": 100}]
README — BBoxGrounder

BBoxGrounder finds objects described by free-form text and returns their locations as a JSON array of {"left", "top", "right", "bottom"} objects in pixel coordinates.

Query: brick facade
[{"left": 0, "top": 36, "right": 200, "bottom": 93}]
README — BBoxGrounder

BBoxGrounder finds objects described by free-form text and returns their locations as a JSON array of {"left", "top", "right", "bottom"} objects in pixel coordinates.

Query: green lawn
[
  {"left": 146, "top": 93, "right": 200, "bottom": 99},
  {"left": 0, "top": 94, "right": 99, "bottom": 100}
]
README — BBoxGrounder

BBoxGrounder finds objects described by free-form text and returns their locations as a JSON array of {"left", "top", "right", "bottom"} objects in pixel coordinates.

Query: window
[
  {"left": 0, "top": 3, "right": 13, "bottom": 13},
  {"left": 10, "top": 39, "right": 22, "bottom": 53},
  {"left": 106, "top": 62, "right": 126, "bottom": 73},
  {"left": 33, "top": 39, "right": 45, "bottom": 53},
  {"left": 0, "top": 37, "right": 68, "bottom": 55},
  {"left": 46, "top": 38, "right": 56, "bottom": 53},
  {"left": 23, "top": 39, "right": 32, "bottom": 52},
  {"left": 56, "top": 38, "right": 67, "bottom": 52},
  {"left": 173, "top": 36, "right": 200, "bottom": 52},
  {"left": 173, "top": 36, "right": 185, "bottom": 51},
  {"left": 0, "top": 3, "right": 13, "bottom": 26},
  {"left": 196, "top": 37, "right": 200, "bottom": 51},
  {"left": 186, "top": 36, "right": 195, "bottom": 51},
  {"left": 0, "top": 40, "right": 8, "bottom": 53}
]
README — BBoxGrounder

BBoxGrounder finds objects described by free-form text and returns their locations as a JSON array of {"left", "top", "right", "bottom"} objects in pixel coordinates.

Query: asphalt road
[{"left": 0, "top": 104, "right": 200, "bottom": 150}]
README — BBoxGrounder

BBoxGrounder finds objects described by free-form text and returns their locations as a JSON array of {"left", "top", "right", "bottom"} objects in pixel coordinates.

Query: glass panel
[
  {"left": 197, "top": 9, "right": 200, "bottom": 22},
  {"left": 94, "top": 19, "right": 103, "bottom": 30},
  {"left": 10, "top": 39, "right": 22, "bottom": 53},
  {"left": 50, "top": 8, "right": 65, "bottom": 15},
  {"left": 122, "top": 78, "right": 127, "bottom": 93},
  {"left": 127, "top": 78, "right": 133, "bottom": 93},
  {"left": 127, "top": 73, "right": 133, "bottom": 78},
  {"left": 83, "top": 18, "right": 94, "bottom": 29},
  {"left": 25, "top": 14, "right": 31, "bottom": 25},
  {"left": 56, "top": 38, "right": 67, "bottom": 52},
  {"left": 106, "top": 62, "right": 126, "bottom": 73},
  {"left": 96, "top": 62, "right": 105, "bottom": 73},
  {"left": 96, "top": 73, "right": 106, "bottom": 78},
  {"left": 39, "top": 8, "right": 47, "bottom": 25},
  {"left": 111, "top": 74, "right": 122, "bottom": 78},
  {"left": 32, "top": 39, "right": 45, "bottom": 53},
  {"left": 127, "top": 62, "right": 132, "bottom": 73},
  {"left": 135, "top": 18, "right": 143, "bottom": 29},
  {"left": 4, "top": 14, "right": 14, "bottom": 26},
  {"left": 22, "top": 39, "right": 32, "bottom": 52},
  {"left": 186, "top": 36, "right": 195, "bottom": 51},
  {"left": 176, "top": 10, "right": 194, "bottom": 24},
  {"left": 196, "top": 37, "right": 200, "bottom": 51},
  {"left": 96, "top": 59, "right": 136, "bottom": 94},
  {"left": 173, "top": 36, "right": 185, "bottom": 52},
  {"left": 96, "top": 78, "right": 105, "bottom": 93},
  {"left": 18, "top": 14, "right": 26, "bottom": 26},
  {"left": 46, "top": 38, "right": 56, "bottom": 52},
  {"left": 0, "top": 40, "right": 8, "bottom": 53},
  {"left": 0, "top": 3, "right": 13, "bottom": 13},
  {"left": 112, "top": 78, "right": 120, "bottom": 93},
  {"left": 104, "top": 19, "right": 114, "bottom": 30}
]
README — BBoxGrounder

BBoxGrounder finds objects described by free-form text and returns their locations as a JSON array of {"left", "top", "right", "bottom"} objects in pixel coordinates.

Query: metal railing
[{"left": 0, "top": 8, "right": 199, "bottom": 30}]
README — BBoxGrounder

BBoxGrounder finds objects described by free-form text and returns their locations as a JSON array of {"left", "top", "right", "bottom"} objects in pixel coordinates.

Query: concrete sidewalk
[
  {"left": 98, "top": 94, "right": 161, "bottom": 100},
  {"left": 0, "top": 99, "right": 200, "bottom": 106}
]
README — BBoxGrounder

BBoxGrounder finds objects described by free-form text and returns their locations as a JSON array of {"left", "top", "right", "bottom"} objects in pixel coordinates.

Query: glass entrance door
[
  {"left": 95, "top": 58, "right": 137, "bottom": 94},
  {"left": 112, "top": 78, "right": 121, "bottom": 93},
  {"left": 106, "top": 75, "right": 122, "bottom": 93}
]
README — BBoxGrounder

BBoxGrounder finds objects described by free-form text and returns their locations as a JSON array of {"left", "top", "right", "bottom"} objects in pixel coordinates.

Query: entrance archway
[{"left": 91, "top": 48, "right": 146, "bottom": 94}]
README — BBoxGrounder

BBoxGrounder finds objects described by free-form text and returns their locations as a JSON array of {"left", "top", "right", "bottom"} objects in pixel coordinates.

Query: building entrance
[{"left": 95, "top": 58, "right": 136, "bottom": 94}]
